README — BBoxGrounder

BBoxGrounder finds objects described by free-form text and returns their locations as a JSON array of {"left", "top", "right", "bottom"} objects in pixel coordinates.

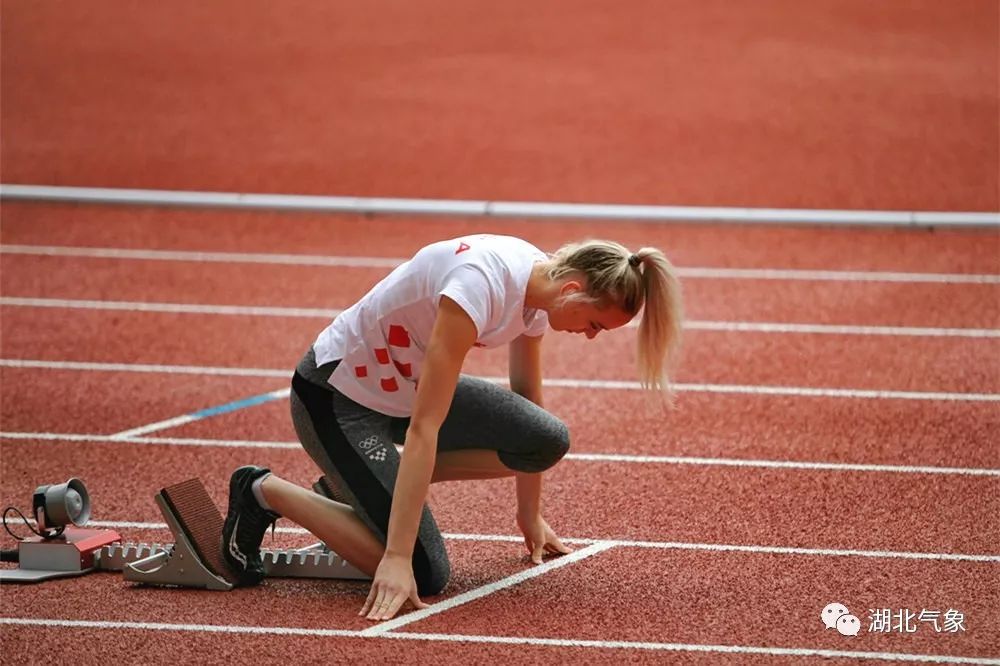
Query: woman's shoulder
[{"left": 413, "top": 235, "right": 542, "bottom": 269}]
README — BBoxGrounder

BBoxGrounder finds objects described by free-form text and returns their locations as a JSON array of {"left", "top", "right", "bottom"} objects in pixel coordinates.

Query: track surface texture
[{"left": 1, "top": 1, "right": 998, "bottom": 665}]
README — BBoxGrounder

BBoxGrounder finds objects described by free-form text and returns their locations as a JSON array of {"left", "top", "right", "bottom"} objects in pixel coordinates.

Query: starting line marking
[
  {"left": 3, "top": 183, "right": 999, "bottom": 228},
  {"left": 1, "top": 618, "right": 996, "bottom": 664},
  {"left": 3, "top": 243, "right": 1000, "bottom": 284},
  {"left": 361, "top": 542, "right": 617, "bottom": 636},
  {"left": 3, "top": 296, "right": 998, "bottom": 338},
  {"left": 2, "top": 358, "right": 998, "bottom": 402},
  {"left": 4, "top": 430, "right": 999, "bottom": 477}
]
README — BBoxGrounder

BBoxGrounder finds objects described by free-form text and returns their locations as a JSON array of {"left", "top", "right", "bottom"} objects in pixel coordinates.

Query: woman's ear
[{"left": 559, "top": 280, "right": 582, "bottom": 297}]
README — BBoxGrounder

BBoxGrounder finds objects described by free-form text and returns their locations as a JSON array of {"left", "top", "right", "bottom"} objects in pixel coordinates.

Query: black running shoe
[{"left": 222, "top": 465, "right": 281, "bottom": 586}]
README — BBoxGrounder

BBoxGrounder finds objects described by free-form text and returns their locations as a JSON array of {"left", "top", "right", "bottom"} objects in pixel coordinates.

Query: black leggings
[{"left": 289, "top": 347, "right": 570, "bottom": 596}]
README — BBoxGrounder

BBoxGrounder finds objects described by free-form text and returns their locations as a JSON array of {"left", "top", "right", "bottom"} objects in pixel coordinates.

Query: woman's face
[{"left": 547, "top": 284, "right": 634, "bottom": 339}]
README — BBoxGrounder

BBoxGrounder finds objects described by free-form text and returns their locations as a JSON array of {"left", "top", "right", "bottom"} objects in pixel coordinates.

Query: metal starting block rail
[
  {"left": 97, "top": 541, "right": 370, "bottom": 585},
  {"left": 95, "top": 477, "right": 369, "bottom": 589}
]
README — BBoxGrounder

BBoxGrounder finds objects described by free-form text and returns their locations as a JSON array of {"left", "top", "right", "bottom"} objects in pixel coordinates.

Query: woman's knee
[
  {"left": 546, "top": 418, "right": 571, "bottom": 465},
  {"left": 501, "top": 416, "right": 570, "bottom": 473}
]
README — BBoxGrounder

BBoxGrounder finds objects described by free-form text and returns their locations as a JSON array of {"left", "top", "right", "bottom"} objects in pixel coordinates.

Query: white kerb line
[
  {"left": 2, "top": 184, "right": 999, "bottom": 227},
  {"left": 360, "top": 541, "right": 617, "bottom": 636}
]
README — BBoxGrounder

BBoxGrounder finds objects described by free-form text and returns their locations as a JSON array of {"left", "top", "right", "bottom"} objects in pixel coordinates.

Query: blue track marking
[
  {"left": 190, "top": 390, "right": 289, "bottom": 419},
  {"left": 111, "top": 388, "right": 292, "bottom": 439}
]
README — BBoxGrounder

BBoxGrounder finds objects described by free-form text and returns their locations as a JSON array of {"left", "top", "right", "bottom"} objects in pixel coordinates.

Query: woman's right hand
[
  {"left": 359, "top": 552, "right": 429, "bottom": 621},
  {"left": 517, "top": 510, "right": 572, "bottom": 565}
]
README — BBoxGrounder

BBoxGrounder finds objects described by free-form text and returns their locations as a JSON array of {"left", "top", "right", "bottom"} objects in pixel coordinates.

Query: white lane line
[
  {"left": 4, "top": 431, "right": 998, "bottom": 477},
  {"left": 3, "top": 296, "right": 998, "bottom": 338},
  {"left": 0, "top": 296, "right": 341, "bottom": 318},
  {"left": 0, "top": 358, "right": 289, "bottom": 377},
  {"left": 0, "top": 431, "right": 300, "bottom": 449},
  {"left": 3, "top": 244, "right": 999, "bottom": 284},
  {"left": 0, "top": 617, "right": 357, "bottom": 638},
  {"left": 362, "top": 542, "right": 617, "bottom": 636},
  {"left": 680, "top": 266, "right": 1000, "bottom": 285},
  {"left": 385, "top": 632, "right": 1000, "bottom": 664},
  {"left": 60, "top": 520, "right": 1000, "bottom": 563},
  {"left": 1, "top": 618, "right": 997, "bottom": 663},
  {"left": 687, "top": 321, "right": 1000, "bottom": 339},
  {"left": 606, "top": 540, "right": 1000, "bottom": 563},
  {"left": 3, "top": 183, "right": 999, "bottom": 227},
  {"left": 654, "top": 382, "right": 1000, "bottom": 402},
  {"left": 2, "top": 358, "right": 998, "bottom": 402},
  {"left": 544, "top": 376, "right": 1000, "bottom": 402},
  {"left": 0, "top": 244, "right": 406, "bottom": 268},
  {"left": 108, "top": 388, "right": 291, "bottom": 439},
  {"left": 440, "top": 532, "right": 1000, "bottom": 562},
  {"left": 110, "top": 415, "right": 197, "bottom": 439},
  {"left": 564, "top": 452, "right": 1000, "bottom": 477}
]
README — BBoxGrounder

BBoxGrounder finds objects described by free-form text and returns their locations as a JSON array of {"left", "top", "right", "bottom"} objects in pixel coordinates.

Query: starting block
[{"left": 95, "top": 477, "right": 370, "bottom": 589}]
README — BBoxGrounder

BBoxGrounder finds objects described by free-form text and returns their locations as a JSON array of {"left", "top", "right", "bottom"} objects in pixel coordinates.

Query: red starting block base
[{"left": 0, "top": 527, "right": 122, "bottom": 583}]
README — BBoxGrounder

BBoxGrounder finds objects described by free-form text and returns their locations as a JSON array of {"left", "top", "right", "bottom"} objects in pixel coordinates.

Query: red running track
[
  {"left": 2, "top": 219, "right": 998, "bottom": 663},
  {"left": 2, "top": 0, "right": 997, "bottom": 211}
]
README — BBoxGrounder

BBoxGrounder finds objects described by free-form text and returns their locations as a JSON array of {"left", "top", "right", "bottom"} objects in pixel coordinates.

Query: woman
[{"left": 221, "top": 234, "right": 683, "bottom": 622}]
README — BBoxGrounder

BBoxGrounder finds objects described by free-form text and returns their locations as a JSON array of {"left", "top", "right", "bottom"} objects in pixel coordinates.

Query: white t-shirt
[{"left": 313, "top": 234, "right": 549, "bottom": 416}]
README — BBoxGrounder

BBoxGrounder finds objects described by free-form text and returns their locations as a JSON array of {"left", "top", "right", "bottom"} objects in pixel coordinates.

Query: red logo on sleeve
[{"left": 455, "top": 242, "right": 471, "bottom": 255}]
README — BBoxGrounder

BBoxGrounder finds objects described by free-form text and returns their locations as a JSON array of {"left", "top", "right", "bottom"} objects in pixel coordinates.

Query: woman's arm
[
  {"left": 509, "top": 332, "right": 544, "bottom": 405},
  {"left": 387, "top": 296, "right": 477, "bottom": 555},
  {"left": 509, "top": 333, "right": 546, "bottom": 515},
  {"left": 360, "top": 296, "right": 477, "bottom": 621},
  {"left": 508, "top": 333, "right": 571, "bottom": 563}
]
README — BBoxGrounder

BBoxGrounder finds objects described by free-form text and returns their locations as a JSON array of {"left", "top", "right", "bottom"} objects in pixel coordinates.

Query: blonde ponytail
[
  {"left": 547, "top": 240, "right": 684, "bottom": 396},
  {"left": 632, "top": 248, "right": 684, "bottom": 394}
]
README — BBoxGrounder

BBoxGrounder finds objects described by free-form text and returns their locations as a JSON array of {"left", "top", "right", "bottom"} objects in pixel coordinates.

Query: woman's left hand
[{"left": 516, "top": 511, "right": 572, "bottom": 565}]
